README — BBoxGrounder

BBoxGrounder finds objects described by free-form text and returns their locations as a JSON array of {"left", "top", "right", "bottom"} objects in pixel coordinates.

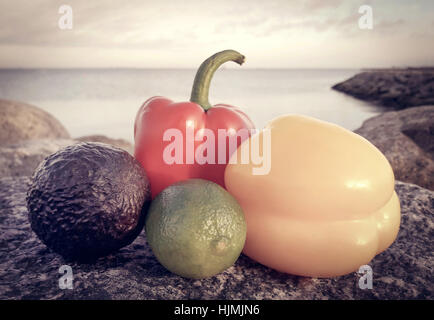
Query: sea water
[{"left": 0, "top": 68, "right": 381, "bottom": 143}]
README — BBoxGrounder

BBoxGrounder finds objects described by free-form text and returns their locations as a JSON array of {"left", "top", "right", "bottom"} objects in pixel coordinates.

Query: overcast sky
[{"left": 0, "top": 0, "right": 433, "bottom": 68}]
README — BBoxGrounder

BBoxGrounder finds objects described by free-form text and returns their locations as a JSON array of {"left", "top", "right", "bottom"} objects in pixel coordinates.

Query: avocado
[{"left": 26, "top": 142, "right": 151, "bottom": 261}]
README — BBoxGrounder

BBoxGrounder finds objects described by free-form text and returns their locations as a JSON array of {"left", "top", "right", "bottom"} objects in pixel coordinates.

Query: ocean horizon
[{"left": 0, "top": 68, "right": 382, "bottom": 143}]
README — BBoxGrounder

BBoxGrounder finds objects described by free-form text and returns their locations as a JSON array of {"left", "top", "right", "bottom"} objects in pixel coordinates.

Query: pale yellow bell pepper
[{"left": 224, "top": 115, "right": 401, "bottom": 278}]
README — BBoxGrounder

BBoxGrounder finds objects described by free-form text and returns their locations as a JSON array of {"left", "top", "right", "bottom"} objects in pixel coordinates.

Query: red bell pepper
[{"left": 134, "top": 50, "right": 255, "bottom": 198}]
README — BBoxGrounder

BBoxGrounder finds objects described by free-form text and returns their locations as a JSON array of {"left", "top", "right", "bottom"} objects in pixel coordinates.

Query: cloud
[
  {"left": 304, "top": 0, "right": 344, "bottom": 11},
  {"left": 0, "top": 0, "right": 204, "bottom": 47},
  {"left": 0, "top": 0, "right": 432, "bottom": 68},
  {"left": 260, "top": 12, "right": 361, "bottom": 37},
  {"left": 376, "top": 18, "right": 406, "bottom": 29},
  {"left": 0, "top": 0, "right": 349, "bottom": 47}
]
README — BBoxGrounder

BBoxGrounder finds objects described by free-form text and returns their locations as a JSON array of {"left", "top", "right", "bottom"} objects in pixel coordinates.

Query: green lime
[{"left": 145, "top": 179, "right": 247, "bottom": 279}]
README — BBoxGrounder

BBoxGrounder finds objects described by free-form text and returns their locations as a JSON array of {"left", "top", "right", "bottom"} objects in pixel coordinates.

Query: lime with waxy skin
[{"left": 145, "top": 179, "right": 247, "bottom": 279}]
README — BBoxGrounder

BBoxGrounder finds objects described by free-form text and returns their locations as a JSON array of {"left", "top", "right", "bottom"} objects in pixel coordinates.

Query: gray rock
[
  {"left": 0, "top": 176, "right": 432, "bottom": 299},
  {"left": 355, "top": 106, "right": 434, "bottom": 191},
  {"left": 0, "top": 100, "right": 70, "bottom": 146},
  {"left": 75, "top": 135, "right": 133, "bottom": 155},
  {"left": 0, "top": 139, "right": 76, "bottom": 178},
  {"left": 332, "top": 68, "right": 434, "bottom": 109},
  {"left": 0, "top": 137, "right": 133, "bottom": 178}
]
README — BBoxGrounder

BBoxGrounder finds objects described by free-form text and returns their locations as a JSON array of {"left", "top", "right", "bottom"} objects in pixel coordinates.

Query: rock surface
[
  {"left": 0, "top": 139, "right": 75, "bottom": 178},
  {"left": 76, "top": 135, "right": 133, "bottom": 155},
  {"left": 0, "top": 100, "right": 70, "bottom": 145},
  {"left": 355, "top": 106, "right": 434, "bottom": 191},
  {"left": 333, "top": 68, "right": 434, "bottom": 109},
  {"left": 0, "top": 176, "right": 432, "bottom": 300},
  {"left": 0, "top": 138, "right": 134, "bottom": 178},
  {"left": 0, "top": 100, "right": 133, "bottom": 178}
]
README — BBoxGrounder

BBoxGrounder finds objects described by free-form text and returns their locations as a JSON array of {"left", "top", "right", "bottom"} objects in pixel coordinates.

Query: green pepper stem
[{"left": 190, "top": 50, "right": 245, "bottom": 111}]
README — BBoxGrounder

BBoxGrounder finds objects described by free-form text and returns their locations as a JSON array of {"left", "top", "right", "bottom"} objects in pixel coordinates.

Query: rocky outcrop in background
[
  {"left": 0, "top": 139, "right": 74, "bottom": 177},
  {"left": 334, "top": 68, "right": 434, "bottom": 190},
  {"left": 0, "top": 100, "right": 133, "bottom": 178},
  {"left": 332, "top": 68, "right": 434, "bottom": 109},
  {"left": 0, "top": 99, "right": 70, "bottom": 144},
  {"left": 355, "top": 106, "right": 434, "bottom": 191}
]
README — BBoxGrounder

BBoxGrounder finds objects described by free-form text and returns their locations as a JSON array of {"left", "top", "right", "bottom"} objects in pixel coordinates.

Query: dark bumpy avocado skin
[{"left": 26, "top": 142, "right": 151, "bottom": 261}]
